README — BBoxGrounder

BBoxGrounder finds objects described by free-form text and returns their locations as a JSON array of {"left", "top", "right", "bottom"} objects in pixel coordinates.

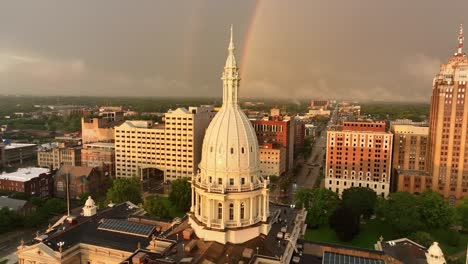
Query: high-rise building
[
  {"left": 325, "top": 121, "right": 393, "bottom": 196},
  {"left": 428, "top": 24, "right": 468, "bottom": 202},
  {"left": 114, "top": 106, "right": 215, "bottom": 181},
  {"left": 392, "top": 125, "right": 429, "bottom": 171}
]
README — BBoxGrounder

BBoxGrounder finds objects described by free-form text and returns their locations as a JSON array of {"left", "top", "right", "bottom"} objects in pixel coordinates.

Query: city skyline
[{"left": 1, "top": 1, "right": 467, "bottom": 101}]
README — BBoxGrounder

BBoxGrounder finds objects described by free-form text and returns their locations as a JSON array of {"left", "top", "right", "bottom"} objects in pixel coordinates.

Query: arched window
[
  {"left": 241, "top": 147, "right": 245, "bottom": 154},
  {"left": 218, "top": 203, "right": 223, "bottom": 219},
  {"left": 210, "top": 146, "right": 213, "bottom": 152},
  {"left": 240, "top": 202, "right": 245, "bottom": 219},
  {"left": 229, "top": 204, "right": 234, "bottom": 220},
  {"left": 230, "top": 148, "right": 234, "bottom": 154}
]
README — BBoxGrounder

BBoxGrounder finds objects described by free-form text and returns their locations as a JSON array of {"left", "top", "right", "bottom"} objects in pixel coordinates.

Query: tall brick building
[
  {"left": 325, "top": 121, "right": 393, "bottom": 196},
  {"left": 427, "top": 25, "right": 468, "bottom": 202}
]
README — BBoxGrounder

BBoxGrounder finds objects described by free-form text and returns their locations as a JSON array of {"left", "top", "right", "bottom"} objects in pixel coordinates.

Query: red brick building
[
  {"left": 251, "top": 116, "right": 294, "bottom": 171},
  {"left": 325, "top": 121, "right": 393, "bottom": 197},
  {"left": 0, "top": 167, "right": 53, "bottom": 197},
  {"left": 54, "top": 165, "right": 108, "bottom": 199}
]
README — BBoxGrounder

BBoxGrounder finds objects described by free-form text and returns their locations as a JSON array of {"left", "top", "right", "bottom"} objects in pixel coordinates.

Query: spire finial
[
  {"left": 229, "top": 24, "right": 235, "bottom": 52},
  {"left": 457, "top": 23, "right": 464, "bottom": 55}
]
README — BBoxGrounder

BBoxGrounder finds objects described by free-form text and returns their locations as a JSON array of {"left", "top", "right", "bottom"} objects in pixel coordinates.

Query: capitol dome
[
  {"left": 85, "top": 196, "right": 95, "bottom": 207},
  {"left": 189, "top": 26, "right": 270, "bottom": 245}
]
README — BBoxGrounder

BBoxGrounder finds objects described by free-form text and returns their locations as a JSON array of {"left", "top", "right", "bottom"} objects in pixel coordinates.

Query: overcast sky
[{"left": 0, "top": 0, "right": 467, "bottom": 101}]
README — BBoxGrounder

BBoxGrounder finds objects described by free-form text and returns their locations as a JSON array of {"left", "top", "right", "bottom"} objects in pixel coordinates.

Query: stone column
[
  {"left": 207, "top": 198, "right": 211, "bottom": 227},
  {"left": 249, "top": 197, "right": 253, "bottom": 224},
  {"left": 191, "top": 188, "right": 195, "bottom": 212}
]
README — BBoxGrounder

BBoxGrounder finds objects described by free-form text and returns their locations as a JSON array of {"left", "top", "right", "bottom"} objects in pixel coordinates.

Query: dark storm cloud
[{"left": 0, "top": 0, "right": 466, "bottom": 101}]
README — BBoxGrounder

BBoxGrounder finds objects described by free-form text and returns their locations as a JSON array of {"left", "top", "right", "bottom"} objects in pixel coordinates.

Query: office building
[
  {"left": 114, "top": 106, "right": 215, "bottom": 181},
  {"left": 81, "top": 142, "right": 115, "bottom": 177},
  {"left": 3, "top": 143, "right": 37, "bottom": 165},
  {"left": 37, "top": 145, "right": 81, "bottom": 170},
  {"left": 427, "top": 24, "right": 468, "bottom": 202},
  {"left": 325, "top": 121, "right": 393, "bottom": 196},
  {"left": 259, "top": 143, "right": 286, "bottom": 177}
]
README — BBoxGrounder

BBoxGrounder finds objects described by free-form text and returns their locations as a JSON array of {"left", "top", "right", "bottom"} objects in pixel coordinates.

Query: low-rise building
[
  {"left": 54, "top": 165, "right": 108, "bottom": 199},
  {"left": 81, "top": 142, "right": 115, "bottom": 177},
  {"left": 307, "top": 109, "right": 331, "bottom": 117},
  {"left": 37, "top": 145, "right": 81, "bottom": 170},
  {"left": 259, "top": 143, "right": 286, "bottom": 177},
  {"left": 3, "top": 143, "right": 37, "bottom": 165},
  {"left": 0, "top": 142, "right": 5, "bottom": 168},
  {"left": 81, "top": 117, "right": 119, "bottom": 144},
  {"left": 0, "top": 197, "right": 36, "bottom": 215},
  {"left": 0, "top": 167, "right": 53, "bottom": 197}
]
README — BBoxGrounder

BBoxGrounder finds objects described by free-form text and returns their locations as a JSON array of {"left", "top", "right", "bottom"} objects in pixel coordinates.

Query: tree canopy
[
  {"left": 378, "top": 192, "right": 423, "bottom": 235},
  {"left": 342, "top": 187, "right": 377, "bottom": 219},
  {"left": 169, "top": 178, "right": 191, "bottom": 211},
  {"left": 106, "top": 178, "right": 142, "bottom": 205},
  {"left": 418, "top": 190, "right": 455, "bottom": 229},
  {"left": 329, "top": 206, "right": 360, "bottom": 241},
  {"left": 296, "top": 188, "right": 340, "bottom": 228},
  {"left": 456, "top": 197, "right": 468, "bottom": 231},
  {"left": 144, "top": 196, "right": 170, "bottom": 219}
]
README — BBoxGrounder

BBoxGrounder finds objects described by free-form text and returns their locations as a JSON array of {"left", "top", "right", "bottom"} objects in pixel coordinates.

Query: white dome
[
  {"left": 199, "top": 105, "right": 259, "bottom": 178},
  {"left": 85, "top": 196, "right": 95, "bottom": 207},
  {"left": 198, "top": 26, "right": 259, "bottom": 181}
]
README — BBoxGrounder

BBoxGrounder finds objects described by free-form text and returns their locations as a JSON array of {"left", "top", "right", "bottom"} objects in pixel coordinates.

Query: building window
[
  {"left": 229, "top": 204, "right": 234, "bottom": 220},
  {"left": 240, "top": 203, "right": 245, "bottom": 219},
  {"left": 218, "top": 178, "right": 222, "bottom": 185},
  {"left": 218, "top": 203, "right": 223, "bottom": 219},
  {"left": 229, "top": 178, "right": 234, "bottom": 185},
  {"left": 231, "top": 148, "right": 234, "bottom": 154},
  {"left": 241, "top": 178, "right": 245, "bottom": 185}
]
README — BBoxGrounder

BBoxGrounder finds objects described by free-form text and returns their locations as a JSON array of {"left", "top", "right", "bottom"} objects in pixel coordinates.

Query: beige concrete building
[
  {"left": 259, "top": 143, "right": 286, "bottom": 177},
  {"left": 114, "top": 106, "right": 215, "bottom": 181},
  {"left": 392, "top": 125, "right": 429, "bottom": 171},
  {"left": 37, "top": 145, "right": 81, "bottom": 170},
  {"left": 81, "top": 117, "right": 117, "bottom": 144},
  {"left": 325, "top": 122, "right": 393, "bottom": 197},
  {"left": 427, "top": 25, "right": 468, "bottom": 202}
]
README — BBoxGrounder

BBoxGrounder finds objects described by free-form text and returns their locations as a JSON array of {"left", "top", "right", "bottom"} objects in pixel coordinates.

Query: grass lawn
[
  {"left": 158, "top": 197, "right": 186, "bottom": 218},
  {"left": 430, "top": 229, "right": 468, "bottom": 257},
  {"left": 305, "top": 219, "right": 468, "bottom": 258},
  {"left": 304, "top": 219, "right": 398, "bottom": 249}
]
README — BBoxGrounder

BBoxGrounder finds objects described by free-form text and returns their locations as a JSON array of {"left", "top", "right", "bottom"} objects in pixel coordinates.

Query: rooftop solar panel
[
  {"left": 98, "top": 219, "right": 155, "bottom": 237},
  {"left": 323, "top": 252, "right": 385, "bottom": 264}
]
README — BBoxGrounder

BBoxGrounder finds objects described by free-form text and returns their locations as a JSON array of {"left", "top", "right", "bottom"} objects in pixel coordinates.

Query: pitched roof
[
  {"left": 0, "top": 196, "right": 27, "bottom": 211},
  {"left": 56, "top": 165, "right": 94, "bottom": 179}
]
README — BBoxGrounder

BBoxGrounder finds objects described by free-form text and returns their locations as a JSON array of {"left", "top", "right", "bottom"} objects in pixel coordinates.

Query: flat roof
[
  {"left": 83, "top": 142, "right": 115, "bottom": 149},
  {"left": 391, "top": 125, "right": 429, "bottom": 135},
  {"left": 0, "top": 167, "right": 50, "bottom": 182},
  {"left": 4, "top": 143, "right": 37, "bottom": 150}
]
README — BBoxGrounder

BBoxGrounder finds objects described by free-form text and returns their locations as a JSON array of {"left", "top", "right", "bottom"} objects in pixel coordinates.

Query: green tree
[
  {"left": 169, "top": 178, "right": 191, "bottom": 211},
  {"left": 0, "top": 207, "right": 22, "bottom": 233},
  {"left": 329, "top": 206, "right": 360, "bottom": 241},
  {"left": 380, "top": 192, "right": 422, "bottom": 235},
  {"left": 295, "top": 188, "right": 339, "bottom": 228},
  {"left": 408, "top": 231, "right": 434, "bottom": 248},
  {"left": 455, "top": 197, "right": 468, "bottom": 231},
  {"left": 41, "top": 198, "right": 66, "bottom": 214},
  {"left": 342, "top": 187, "right": 377, "bottom": 219},
  {"left": 106, "top": 178, "right": 142, "bottom": 205},
  {"left": 144, "top": 196, "right": 170, "bottom": 219},
  {"left": 418, "top": 190, "right": 455, "bottom": 229}
]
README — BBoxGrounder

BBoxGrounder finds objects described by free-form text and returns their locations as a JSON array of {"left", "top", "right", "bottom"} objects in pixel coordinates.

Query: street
[{"left": 291, "top": 106, "right": 339, "bottom": 201}]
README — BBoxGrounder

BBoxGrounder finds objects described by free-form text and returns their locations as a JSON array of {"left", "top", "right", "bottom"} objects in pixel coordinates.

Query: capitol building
[{"left": 188, "top": 26, "right": 271, "bottom": 244}]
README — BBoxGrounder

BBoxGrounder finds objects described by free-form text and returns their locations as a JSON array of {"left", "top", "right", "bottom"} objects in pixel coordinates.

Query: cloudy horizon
[{"left": 1, "top": 0, "right": 467, "bottom": 102}]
